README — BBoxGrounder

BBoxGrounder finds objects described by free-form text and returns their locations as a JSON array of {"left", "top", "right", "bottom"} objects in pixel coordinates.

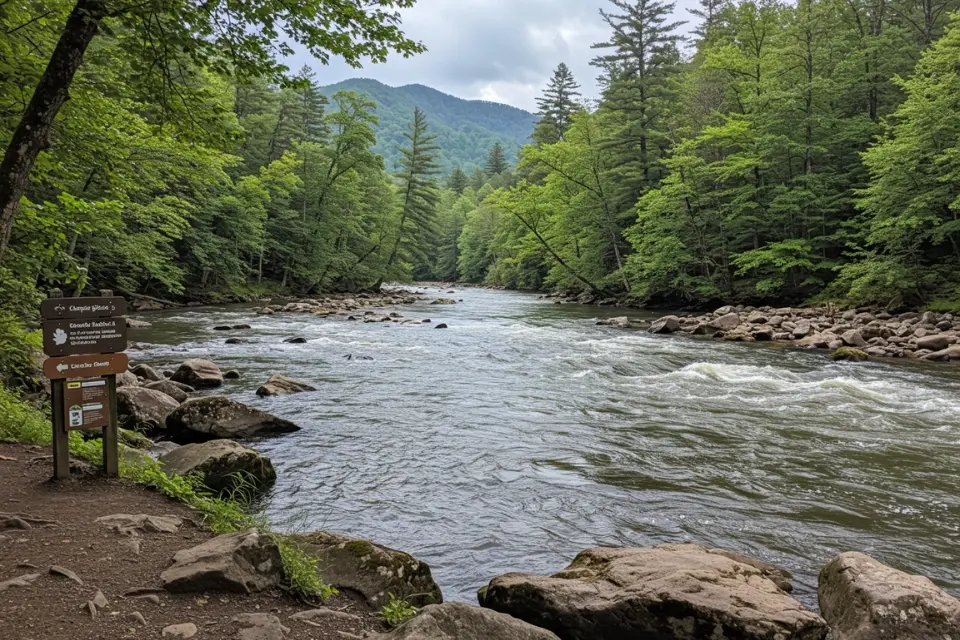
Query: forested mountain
[{"left": 318, "top": 79, "right": 536, "bottom": 172}]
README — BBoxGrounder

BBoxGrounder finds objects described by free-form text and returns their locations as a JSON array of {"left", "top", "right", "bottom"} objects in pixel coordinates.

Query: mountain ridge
[{"left": 318, "top": 78, "right": 537, "bottom": 173}]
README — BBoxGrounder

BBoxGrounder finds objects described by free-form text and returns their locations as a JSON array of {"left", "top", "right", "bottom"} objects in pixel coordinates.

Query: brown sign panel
[
  {"left": 41, "top": 296, "right": 127, "bottom": 320},
  {"left": 63, "top": 378, "right": 111, "bottom": 431},
  {"left": 44, "top": 353, "right": 129, "bottom": 380},
  {"left": 42, "top": 318, "right": 127, "bottom": 357}
]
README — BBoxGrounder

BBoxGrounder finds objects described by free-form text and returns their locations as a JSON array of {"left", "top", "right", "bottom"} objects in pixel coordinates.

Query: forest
[{"left": 2, "top": 0, "right": 960, "bottom": 370}]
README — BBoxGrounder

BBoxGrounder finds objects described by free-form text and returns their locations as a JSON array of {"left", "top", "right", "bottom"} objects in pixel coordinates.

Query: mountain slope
[{"left": 318, "top": 78, "right": 536, "bottom": 173}]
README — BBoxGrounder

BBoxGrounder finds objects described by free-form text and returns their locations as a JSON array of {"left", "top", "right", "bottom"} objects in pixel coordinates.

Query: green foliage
[{"left": 380, "top": 593, "right": 418, "bottom": 627}]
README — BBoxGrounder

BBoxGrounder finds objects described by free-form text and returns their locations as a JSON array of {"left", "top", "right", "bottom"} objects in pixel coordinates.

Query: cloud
[{"left": 291, "top": 0, "right": 698, "bottom": 111}]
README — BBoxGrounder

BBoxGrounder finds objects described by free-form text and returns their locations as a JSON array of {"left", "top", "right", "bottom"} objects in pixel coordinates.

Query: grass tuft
[{"left": 379, "top": 593, "right": 418, "bottom": 627}]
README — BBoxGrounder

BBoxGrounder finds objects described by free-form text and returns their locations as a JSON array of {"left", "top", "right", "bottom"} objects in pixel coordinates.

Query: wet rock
[
  {"left": 214, "top": 325, "right": 233, "bottom": 331},
  {"left": 596, "top": 317, "right": 631, "bottom": 328},
  {"left": 648, "top": 315, "right": 681, "bottom": 334},
  {"left": 434, "top": 323, "right": 449, "bottom": 329},
  {"left": 292, "top": 531, "right": 442, "bottom": 607},
  {"left": 170, "top": 358, "right": 224, "bottom": 389},
  {"left": 117, "top": 387, "right": 180, "bottom": 432},
  {"left": 144, "top": 380, "right": 189, "bottom": 403},
  {"left": 165, "top": 396, "right": 299, "bottom": 443},
  {"left": 131, "top": 363, "right": 163, "bottom": 382},
  {"left": 96, "top": 513, "right": 183, "bottom": 536},
  {"left": 159, "top": 440, "right": 276, "bottom": 493},
  {"left": 232, "top": 613, "right": 290, "bottom": 640},
  {"left": 162, "top": 623, "right": 198, "bottom": 638},
  {"left": 916, "top": 334, "right": 951, "bottom": 351},
  {"left": 125, "top": 318, "right": 152, "bottom": 328},
  {"left": 225, "top": 338, "right": 249, "bottom": 345},
  {"left": 255, "top": 375, "right": 316, "bottom": 397},
  {"left": 831, "top": 347, "right": 870, "bottom": 362},
  {"left": 161, "top": 529, "right": 282, "bottom": 594},
  {"left": 283, "top": 337, "right": 308, "bottom": 344},
  {"left": 711, "top": 312, "right": 742, "bottom": 331},
  {"left": 377, "top": 603, "right": 559, "bottom": 640},
  {"left": 819, "top": 552, "right": 960, "bottom": 640},
  {"left": 0, "top": 573, "right": 40, "bottom": 592},
  {"left": 224, "top": 370, "right": 241, "bottom": 380},
  {"left": 233, "top": 324, "right": 252, "bottom": 330},
  {"left": 50, "top": 565, "right": 83, "bottom": 585},
  {"left": 479, "top": 543, "right": 827, "bottom": 640},
  {"left": 257, "top": 307, "right": 275, "bottom": 315},
  {"left": 430, "top": 298, "right": 457, "bottom": 305},
  {"left": 706, "top": 548, "right": 794, "bottom": 593}
]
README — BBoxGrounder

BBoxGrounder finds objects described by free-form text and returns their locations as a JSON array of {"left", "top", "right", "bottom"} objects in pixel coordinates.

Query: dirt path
[{"left": 0, "top": 444, "right": 384, "bottom": 639}]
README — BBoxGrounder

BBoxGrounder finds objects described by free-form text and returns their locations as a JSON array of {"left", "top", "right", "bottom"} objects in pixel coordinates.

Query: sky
[{"left": 291, "top": 0, "right": 700, "bottom": 112}]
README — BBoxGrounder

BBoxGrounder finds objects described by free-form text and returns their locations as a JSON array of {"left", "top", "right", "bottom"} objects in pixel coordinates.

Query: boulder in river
[
  {"left": 125, "top": 318, "right": 152, "bottom": 328},
  {"left": 819, "top": 552, "right": 960, "bottom": 640},
  {"left": 164, "top": 396, "right": 300, "bottom": 443},
  {"left": 430, "top": 298, "right": 457, "bottom": 305},
  {"left": 255, "top": 375, "right": 316, "bottom": 397},
  {"left": 117, "top": 387, "right": 180, "bottom": 433},
  {"left": 170, "top": 359, "right": 223, "bottom": 389},
  {"left": 916, "top": 334, "right": 952, "bottom": 351},
  {"left": 434, "top": 323, "right": 449, "bottom": 329},
  {"left": 130, "top": 363, "right": 163, "bottom": 382},
  {"left": 831, "top": 347, "right": 870, "bottom": 362},
  {"left": 161, "top": 529, "right": 282, "bottom": 594},
  {"left": 596, "top": 316, "right": 631, "bottom": 328},
  {"left": 922, "top": 345, "right": 960, "bottom": 361},
  {"left": 283, "top": 337, "right": 308, "bottom": 344},
  {"left": 377, "top": 603, "right": 559, "bottom": 640},
  {"left": 144, "top": 380, "right": 189, "bottom": 403},
  {"left": 479, "top": 543, "right": 827, "bottom": 640},
  {"left": 711, "top": 312, "right": 741, "bottom": 331},
  {"left": 292, "top": 531, "right": 442, "bottom": 608},
  {"left": 158, "top": 440, "right": 276, "bottom": 493},
  {"left": 648, "top": 315, "right": 681, "bottom": 334}
]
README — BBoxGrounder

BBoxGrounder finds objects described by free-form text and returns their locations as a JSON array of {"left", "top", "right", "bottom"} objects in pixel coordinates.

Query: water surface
[{"left": 132, "top": 287, "right": 960, "bottom": 606}]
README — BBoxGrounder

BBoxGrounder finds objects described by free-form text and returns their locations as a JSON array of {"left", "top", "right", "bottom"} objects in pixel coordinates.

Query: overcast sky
[{"left": 292, "top": 0, "right": 699, "bottom": 112}]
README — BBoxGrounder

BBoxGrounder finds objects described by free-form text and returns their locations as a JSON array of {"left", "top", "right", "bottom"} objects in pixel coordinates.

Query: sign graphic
[
  {"left": 63, "top": 378, "right": 110, "bottom": 431},
  {"left": 42, "top": 317, "right": 127, "bottom": 357}
]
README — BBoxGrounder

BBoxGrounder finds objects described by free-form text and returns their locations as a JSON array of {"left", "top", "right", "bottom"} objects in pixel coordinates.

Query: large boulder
[
  {"left": 711, "top": 312, "right": 742, "bottom": 331},
  {"left": 161, "top": 529, "right": 282, "bottom": 594},
  {"left": 819, "top": 552, "right": 960, "bottom": 640},
  {"left": 255, "top": 375, "right": 316, "bottom": 398},
  {"left": 916, "top": 334, "right": 951, "bottom": 351},
  {"left": 144, "top": 380, "right": 189, "bottom": 403},
  {"left": 117, "top": 387, "right": 180, "bottom": 433},
  {"left": 479, "top": 544, "right": 827, "bottom": 640},
  {"left": 170, "top": 359, "right": 223, "bottom": 389},
  {"left": 158, "top": 440, "right": 276, "bottom": 493},
  {"left": 164, "top": 396, "right": 299, "bottom": 443},
  {"left": 648, "top": 315, "right": 681, "bottom": 335},
  {"left": 377, "top": 603, "right": 559, "bottom": 640},
  {"left": 922, "top": 345, "right": 960, "bottom": 361},
  {"left": 292, "top": 531, "right": 442, "bottom": 607},
  {"left": 131, "top": 363, "right": 163, "bottom": 382}
]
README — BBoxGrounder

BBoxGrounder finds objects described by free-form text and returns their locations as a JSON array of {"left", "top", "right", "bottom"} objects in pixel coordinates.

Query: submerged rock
[
  {"left": 158, "top": 440, "right": 276, "bottom": 493},
  {"left": 255, "top": 374, "right": 316, "bottom": 397},
  {"left": 479, "top": 543, "right": 827, "bottom": 640},
  {"left": 819, "top": 552, "right": 960, "bottom": 640},
  {"left": 170, "top": 359, "right": 223, "bottom": 389},
  {"left": 831, "top": 347, "right": 870, "bottom": 362},
  {"left": 292, "top": 531, "right": 442, "bottom": 607},
  {"left": 378, "top": 603, "right": 559, "bottom": 640},
  {"left": 164, "top": 396, "right": 299, "bottom": 443}
]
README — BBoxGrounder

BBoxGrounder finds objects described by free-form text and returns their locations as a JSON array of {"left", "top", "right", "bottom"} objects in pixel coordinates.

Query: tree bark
[{"left": 0, "top": 0, "right": 107, "bottom": 256}]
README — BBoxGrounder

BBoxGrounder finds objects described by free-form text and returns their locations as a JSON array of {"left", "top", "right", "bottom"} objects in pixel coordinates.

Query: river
[{"left": 131, "top": 286, "right": 960, "bottom": 607}]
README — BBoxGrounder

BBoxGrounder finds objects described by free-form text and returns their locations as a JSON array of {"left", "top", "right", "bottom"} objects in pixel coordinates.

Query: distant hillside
[{"left": 318, "top": 78, "right": 536, "bottom": 173}]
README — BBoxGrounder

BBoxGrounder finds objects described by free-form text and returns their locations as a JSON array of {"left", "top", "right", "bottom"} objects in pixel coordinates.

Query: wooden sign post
[{"left": 43, "top": 289, "right": 127, "bottom": 480}]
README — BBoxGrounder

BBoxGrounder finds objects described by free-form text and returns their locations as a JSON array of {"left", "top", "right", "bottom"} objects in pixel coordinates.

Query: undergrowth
[
  {"left": 0, "top": 384, "right": 334, "bottom": 599},
  {"left": 380, "top": 593, "right": 418, "bottom": 627}
]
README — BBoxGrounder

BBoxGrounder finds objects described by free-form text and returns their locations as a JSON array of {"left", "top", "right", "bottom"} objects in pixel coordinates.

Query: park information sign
[{"left": 41, "top": 290, "right": 127, "bottom": 479}]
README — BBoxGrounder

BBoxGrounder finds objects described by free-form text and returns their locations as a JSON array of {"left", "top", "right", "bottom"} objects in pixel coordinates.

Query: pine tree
[
  {"left": 469, "top": 167, "right": 487, "bottom": 191},
  {"left": 591, "top": 0, "right": 685, "bottom": 208},
  {"left": 293, "top": 66, "right": 330, "bottom": 145},
  {"left": 533, "top": 63, "right": 582, "bottom": 145},
  {"left": 485, "top": 143, "right": 509, "bottom": 175},
  {"left": 379, "top": 107, "right": 441, "bottom": 285},
  {"left": 447, "top": 167, "right": 468, "bottom": 195},
  {"left": 689, "top": 0, "right": 729, "bottom": 39}
]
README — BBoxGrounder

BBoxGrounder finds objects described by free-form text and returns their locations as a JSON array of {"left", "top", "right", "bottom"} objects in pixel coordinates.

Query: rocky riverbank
[{"left": 598, "top": 304, "right": 960, "bottom": 363}]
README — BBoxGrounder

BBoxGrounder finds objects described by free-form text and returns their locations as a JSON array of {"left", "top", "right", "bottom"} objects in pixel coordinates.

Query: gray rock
[
  {"left": 161, "top": 529, "right": 283, "bottom": 594},
  {"left": 0, "top": 573, "right": 40, "bottom": 592},
  {"left": 916, "top": 334, "right": 951, "bottom": 351},
  {"left": 648, "top": 315, "right": 681, "bottom": 334},
  {"left": 162, "top": 623, "right": 198, "bottom": 638},
  {"left": 148, "top": 441, "right": 181, "bottom": 459},
  {"left": 131, "top": 363, "right": 163, "bottom": 382},
  {"left": 144, "top": 380, "right": 190, "bottom": 403},
  {"left": 711, "top": 312, "right": 742, "bottom": 331},
  {"left": 116, "top": 370, "right": 139, "bottom": 388},
  {"left": 792, "top": 322, "right": 813, "bottom": 338},
  {"left": 714, "top": 305, "right": 735, "bottom": 316},
  {"left": 92, "top": 589, "right": 109, "bottom": 609},
  {"left": 165, "top": 396, "right": 300, "bottom": 443},
  {"left": 159, "top": 440, "right": 276, "bottom": 493},
  {"left": 430, "top": 298, "right": 457, "bottom": 305},
  {"left": 292, "top": 531, "right": 442, "bottom": 607},
  {"left": 841, "top": 330, "right": 868, "bottom": 348},
  {"left": 96, "top": 513, "right": 183, "bottom": 536},
  {"left": 479, "top": 544, "right": 826, "bottom": 640},
  {"left": 125, "top": 318, "right": 152, "bottom": 328},
  {"left": 255, "top": 375, "right": 316, "bottom": 397},
  {"left": 596, "top": 316, "right": 631, "bottom": 328},
  {"left": 922, "top": 345, "right": 960, "bottom": 361},
  {"left": 117, "top": 387, "right": 180, "bottom": 432},
  {"left": 170, "top": 358, "right": 224, "bottom": 389},
  {"left": 378, "top": 603, "right": 559, "bottom": 640},
  {"left": 232, "top": 613, "right": 290, "bottom": 640},
  {"left": 819, "top": 552, "right": 960, "bottom": 640}
]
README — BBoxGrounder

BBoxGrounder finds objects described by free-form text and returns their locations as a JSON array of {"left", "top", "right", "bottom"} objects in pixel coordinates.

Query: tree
[
  {"left": 533, "top": 63, "right": 582, "bottom": 145},
  {"left": 0, "top": 0, "right": 424, "bottom": 255},
  {"left": 379, "top": 107, "right": 441, "bottom": 285},
  {"left": 485, "top": 143, "right": 509, "bottom": 175},
  {"left": 447, "top": 167, "right": 469, "bottom": 195}
]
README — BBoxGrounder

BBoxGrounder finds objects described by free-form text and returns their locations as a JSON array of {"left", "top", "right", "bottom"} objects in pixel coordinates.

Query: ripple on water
[{"left": 131, "top": 290, "right": 960, "bottom": 607}]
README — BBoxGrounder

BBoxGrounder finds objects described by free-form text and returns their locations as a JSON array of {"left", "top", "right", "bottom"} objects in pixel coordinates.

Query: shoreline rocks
[
  {"left": 164, "top": 396, "right": 300, "bottom": 443},
  {"left": 255, "top": 374, "right": 316, "bottom": 397},
  {"left": 158, "top": 440, "right": 276, "bottom": 493},
  {"left": 170, "top": 359, "right": 224, "bottom": 389}
]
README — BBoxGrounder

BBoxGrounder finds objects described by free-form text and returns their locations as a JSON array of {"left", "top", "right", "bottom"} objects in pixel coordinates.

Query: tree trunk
[{"left": 0, "top": 0, "right": 107, "bottom": 256}]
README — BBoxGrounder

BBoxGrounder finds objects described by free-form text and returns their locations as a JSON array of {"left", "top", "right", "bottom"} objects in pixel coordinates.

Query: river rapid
[{"left": 131, "top": 286, "right": 960, "bottom": 607}]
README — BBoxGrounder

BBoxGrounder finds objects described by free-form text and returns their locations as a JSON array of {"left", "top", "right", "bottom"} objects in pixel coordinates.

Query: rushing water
[{"left": 132, "top": 286, "right": 960, "bottom": 607}]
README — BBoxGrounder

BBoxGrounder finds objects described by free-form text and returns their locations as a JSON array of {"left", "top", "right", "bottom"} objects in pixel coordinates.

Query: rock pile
[{"left": 257, "top": 292, "right": 421, "bottom": 316}]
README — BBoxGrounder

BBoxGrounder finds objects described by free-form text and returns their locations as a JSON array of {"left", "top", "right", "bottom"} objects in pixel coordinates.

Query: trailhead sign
[{"left": 41, "top": 291, "right": 126, "bottom": 479}]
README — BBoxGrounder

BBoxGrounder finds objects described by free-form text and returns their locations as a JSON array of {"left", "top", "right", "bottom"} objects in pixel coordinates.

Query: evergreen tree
[
  {"left": 533, "top": 63, "right": 582, "bottom": 145},
  {"left": 469, "top": 167, "right": 488, "bottom": 191},
  {"left": 485, "top": 143, "right": 509, "bottom": 175},
  {"left": 379, "top": 107, "right": 441, "bottom": 285},
  {"left": 690, "top": 0, "right": 730, "bottom": 38},
  {"left": 447, "top": 167, "right": 469, "bottom": 195}
]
